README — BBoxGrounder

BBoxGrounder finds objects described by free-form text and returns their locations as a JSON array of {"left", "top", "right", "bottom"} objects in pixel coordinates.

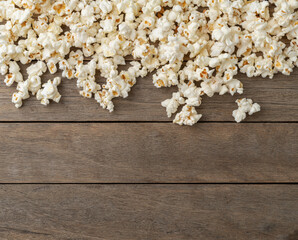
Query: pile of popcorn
[{"left": 0, "top": 0, "right": 297, "bottom": 125}]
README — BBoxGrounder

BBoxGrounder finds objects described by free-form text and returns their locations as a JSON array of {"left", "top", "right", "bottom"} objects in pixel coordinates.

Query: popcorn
[
  {"left": 0, "top": 0, "right": 297, "bottom": 125},
  {"left": 47, "top": 59, "right": 58, "bottom": 74},
  {"left": 161, "top": 92, "right": 185, "bottom": 118},
  {"left": 79, "top": 78, "right": 101, "bottom": 99},
  {"left": 95, "top": 61, "right": 143, "bottom": 112},
  {"left": 118, "top": 22, "right": 136, "bottom": 40},
  {"left": 27, "top": 61, "right": 47, "bottom": 77},
  {"left": 173, "top": 105, "right": 202, "bottom": 126},
  {"left": 28, "top": 76, "right": 42, "bottom": 95},
  {"left": 36, "top": 77, "right": 62, "bottom": 106},
  {"left": 4, "top": 61, "right": 23, "bottom": 87},
  {"left": 99, "top": 0, "right": 113, "bottom": 14},
  {"left": 232, "top": 98, "right": 261, "bottom": 123},
  {"left": 12, "top": 81, "right": 30, "bottom": 108},
  {"left": 153, "top": 63, "right": 180, "bottom": 88},
  {"left": 179, "top": 82, "right": 203, "bottom": 106},
  {"left": 0, "top": 63, "right": 8, "bottom": 75},
  {"left": 211, "top": 25, "right": 240, "bottom": 56}
]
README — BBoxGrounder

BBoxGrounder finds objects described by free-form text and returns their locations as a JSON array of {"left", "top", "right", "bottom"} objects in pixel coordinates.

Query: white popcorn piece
[
  {"left": 27, "top": 61, "right": 47, "bottom": 77},
  {"left": 28, "top": 76, "right": 42, "bottom": 95},
  {"left": 173, "top": 105, "right": 202, "bottom": 126},
  {"left": 47, "top": 59, "right": 58, "bottom": 74},
  {"left": 0, "top": 64, "right": 8, "bottom": 76},
  {"left": 153, "top": 63, "right": 180, "bottom": 88},
  {"left": 36, "top": 77, "right": 62, "bottom": 106},
  {"left": 12, "top": 81, "right": 30, "bottom": 108},
  {"left": 211, "top": 25, "right": 240, "bottom": 56},
  {"left": 232, "top": 98, "right": 261, "bottom": 123},
  {"left": 179, "top": 82, "right": 203, "bottom": 106},
  {"left": 225, "top": 78, "right": 243, "bottom": 96},
  {"left": 161, "top": 92, "right": 185, "bottom": 118},
  {"left": 4, "top": 61, "right": 23, "bottom": 87},
  {"left": 79, "top": 79, "right": 101, "bottom": 99},
  {"left": 99, "top": 0, "right": 113, "bottom": 14}
]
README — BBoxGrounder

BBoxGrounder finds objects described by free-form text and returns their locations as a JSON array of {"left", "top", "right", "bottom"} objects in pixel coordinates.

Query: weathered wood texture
[
  {"left": 1, "top": 9, "right": 297, "bottom": 240},
  {"left": 0, "top": 123, "right": 297, "bottom": 183},
  {"left": 0, "top": 184, "right": 297, "bottom": 240},
  {"left": 0, "top": 68, "right": 297, "bottom": 122}
]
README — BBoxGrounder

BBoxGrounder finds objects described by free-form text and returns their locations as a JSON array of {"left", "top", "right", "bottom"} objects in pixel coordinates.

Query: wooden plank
[
  {"left": 0, "top": 68, "right": 297, "bottom": 122},
  {"left": 0, "top": 184, "right": 297, "bottom": 240},
  {"left": 0, "top": 123, "right": 297, "bottom": 183}
]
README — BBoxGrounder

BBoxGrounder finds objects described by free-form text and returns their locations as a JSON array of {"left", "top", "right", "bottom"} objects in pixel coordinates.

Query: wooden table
[{"left": 0, "top": 65, "right": 297, "bottom": 240}]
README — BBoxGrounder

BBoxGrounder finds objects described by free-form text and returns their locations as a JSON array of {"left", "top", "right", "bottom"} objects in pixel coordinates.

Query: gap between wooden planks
[
  {"left": 0, "top": 122, "right": 297, "bottom": 183},
  {"left": 0, "top": 184, "right": 297, "bottom": 240}
]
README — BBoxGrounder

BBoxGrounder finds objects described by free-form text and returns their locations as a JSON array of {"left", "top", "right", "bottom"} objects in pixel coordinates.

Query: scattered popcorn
[
  {"left": 174, "top": 105, "right": 202, "bottom": 126},
  {"left": 4, "top": 61, "right": 23, "bottom": 87},
  {"left": 12, "top": 81, "right": 30, "bottom": 108},
  {"left": 36, "top": 77, "right": 62, "bottom": 106},
  {"left": 162, "top": 92, "right": 185, "bottom": 118},
  {"left": 0, "top": 0, "right": 297, "bottom": 125},
  {"left": 232, "top": 98, "right": 261, "bottom": 123}
]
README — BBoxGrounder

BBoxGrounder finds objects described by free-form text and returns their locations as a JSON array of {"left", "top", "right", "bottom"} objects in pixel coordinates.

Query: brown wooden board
[
  {"left": 1, "top": 6, "right": 298, "bottom": 240},
  {"left": 0, "top": 123, "right": 297, "bottom": 183},
  {"left": 0, "top": 67, "right": 297, "bottom": 122},
  {"left": 0, "top": 184, "right": 297, "bottom": 240}
]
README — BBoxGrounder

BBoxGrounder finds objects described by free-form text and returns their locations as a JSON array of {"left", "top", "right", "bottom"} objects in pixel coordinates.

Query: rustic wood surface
[
  {"left": 0, "top": 58, "right": 297, "bottom": 239},
  {"left": 0, "top": 184, "right": 298, "bottom": 240},
  {"left": 0, "top": 123, "right": 297, "bottom": 183}
]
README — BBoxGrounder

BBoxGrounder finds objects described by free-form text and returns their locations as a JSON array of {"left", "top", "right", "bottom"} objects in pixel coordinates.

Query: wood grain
[
  {"left": 1, "top": 8, "right": 298, "bottom": 240},
  {"left": 0, "top": 123, "right": 297, "bottom": 183},
  {"left": 0, "top": 68, "right": 297, "bottom": 122},
  {"left": 0, "top": 184, "right": 297, "bottom": 240}
]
